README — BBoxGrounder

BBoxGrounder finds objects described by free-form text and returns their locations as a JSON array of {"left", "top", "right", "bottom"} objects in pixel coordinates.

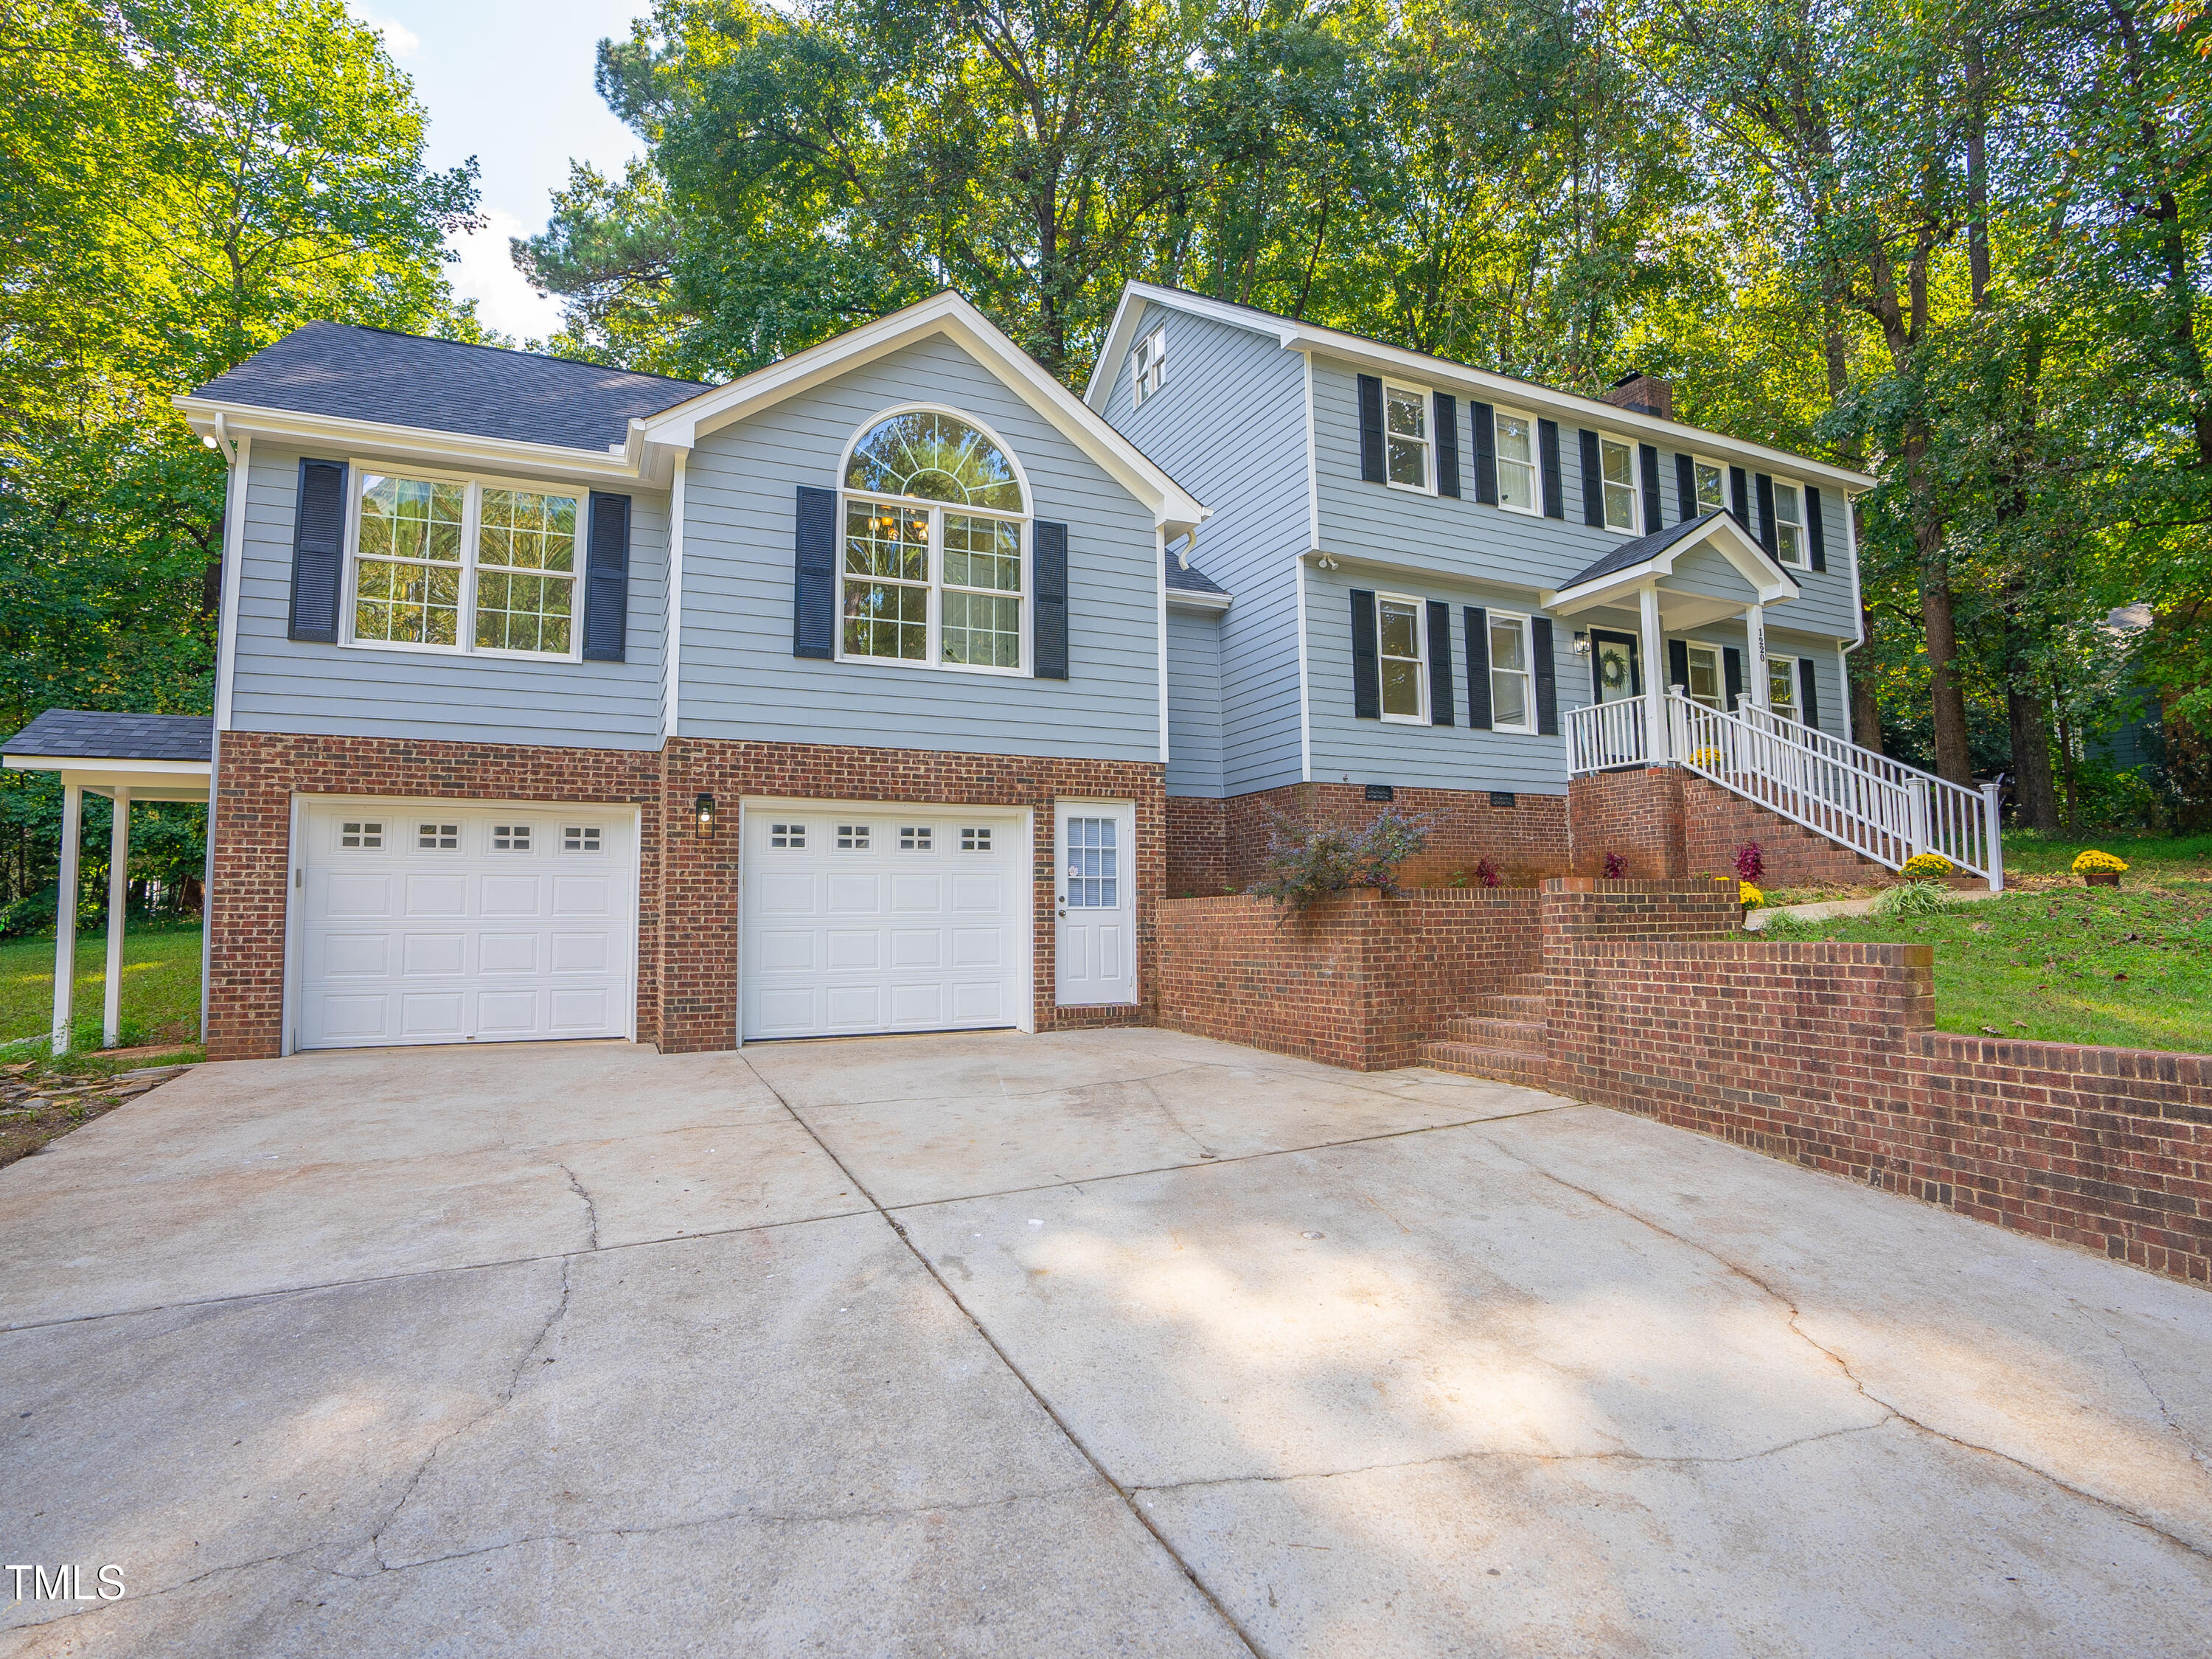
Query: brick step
[
  {"left": 1469, "top": 992, "right": 1547, "bottom": 1020},
  {"left": 1416, "top": 1041, "right": 1551, "bottom": 1087},
  {"left": 1441, "top": 1015, "right": 1545, "bottom": 1051}
]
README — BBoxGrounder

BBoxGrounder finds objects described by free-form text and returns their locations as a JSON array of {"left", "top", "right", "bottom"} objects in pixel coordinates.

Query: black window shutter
[
  {"left": 1471, "top": 402, "right": 1498, "bottom": 506},
  {"left": 1531, "top": 616, "right": 1559, "bottom": 735},
  {"left": 1729, "top": 465, "right": 1750, "bottom": 532},
  {"left": 1357, "top": 375, "right": 1385, "bottom": 484},
  {"left": 582, "top": 492, "right": 632, "bottom": 662},
  {"left": 287, "top": 458, "right": 348, "bottom": 644},
  {"left": 1640, "top": 444, "right": 1663, "bottom": 536},
  {"left": 1675, "top": 453, "right": 1697, "bottom": 523},
  {"left": 1723, "top": 646, "right": 1744, "bottom": 711},
  {"left": 1756, "top": 473, "right": 1779, "bottom": 556},
  {"left": 1806, "top": 484, "right": 1829, "bottom": 571},
  {"left": 1350, "top": 589, "right": 1380, "bottom": 719},
  {"left": 1538, "top": 420, "right": 1565, "bottom": 518},
  {"left": 1464, "top": 606, "right": 1493, "bottom": 730},
  {"left": 1799, "top": 658, "right": 1821, "bottom": 729},
  {"left": 1668, "top": 637, "right": 1690, "bottom": 693},
  {"left": 793, "top": 484, "right": 837, "bottom": 659},
  {"left": 1033, "top": 520, "right": 1069, "bottom": 680},
  {"left": 1578, "top": 429, "right": 1605, "bottom": 526},
  {"left": 1427, "top": 599, "right": 1454, "bottom": 724},
  {"left": 1433, "top": 394, "right": 1461, "bottom": 498}
]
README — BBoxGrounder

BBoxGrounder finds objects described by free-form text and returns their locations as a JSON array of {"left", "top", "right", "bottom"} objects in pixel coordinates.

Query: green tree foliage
[{"left": 0, "top": 0, "right": 481, "bottom": 914}]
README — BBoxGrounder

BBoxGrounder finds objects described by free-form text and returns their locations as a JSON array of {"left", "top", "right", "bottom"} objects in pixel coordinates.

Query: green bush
[{"left": 1252, "top": 809, "right": 1430, "bottom": 909}]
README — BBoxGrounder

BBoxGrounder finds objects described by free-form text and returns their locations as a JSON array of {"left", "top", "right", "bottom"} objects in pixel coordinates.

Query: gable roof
[
  {"left": 4, "top": 709, "right": 213, "bottom": 763},
  {"left": 1545, "top": 510, "right": 1798, "bottom": 615},
  {"left": 185, "top": 321, "right": 709, "bottom": 454},
  {"left": 641, "top": 291, "right": 1207, "bottom": 539},
  {"left": 1086, "top": 283, "right": 1876, "bottom": 494}
]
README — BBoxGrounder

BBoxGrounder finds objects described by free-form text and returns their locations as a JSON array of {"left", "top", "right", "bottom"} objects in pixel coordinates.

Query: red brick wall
[
  {"left": 1565, "top": 767, "right": 1685, "bottom": 878},
  {"left": 1166, "top": 796, "right": 1229, "bottom": 897},
  {"left": 1547, "top": 938, "right": 2212, "bottom": 1287},
  {"left": 1221, "top": 783, "right": 1571, "bottom": 893},
  {"left": 1155, "top": 888, "right": 1541, "bottom": 1071},
  {"left": 1567, "top": 766, "right": 1893, "bottom": 888},
  {"left": 209, "top": 731, "right": 1164, "bottom": 1060},
  {"left": 1537, "top": 874, "right": 1741, "bottom": 942}
]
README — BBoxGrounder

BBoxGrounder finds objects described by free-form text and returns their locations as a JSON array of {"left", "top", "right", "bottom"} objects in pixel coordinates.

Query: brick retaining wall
[
  {"left": 1566, "top": 765, "right": 1892, "bottom": 888},
  {"left": 1166, "top": 796, "right": 1229, "bottom": 897},
  {"left": 1220, "top": 783, "right": 1570, "bottom": 893}
]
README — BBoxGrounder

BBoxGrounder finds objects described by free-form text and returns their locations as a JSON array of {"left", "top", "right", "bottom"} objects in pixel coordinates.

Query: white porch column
[
  {"left": 50, "top": 781, "right": 82, "bottom": 1056},
  {"left": 1638, "top": 584, "right": 1667, "bottom": 762},
  {"left": 104, "top": 787, "right": 131, "bottom": 1048},
  {"left": 1745, "top": 602, "right": 1770, "bottom": 709}
]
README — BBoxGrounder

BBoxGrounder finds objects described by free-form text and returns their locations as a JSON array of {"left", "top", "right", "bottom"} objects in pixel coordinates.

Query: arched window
[{"left": 839, "top": 410, "right": 1029, "bottom": 672}]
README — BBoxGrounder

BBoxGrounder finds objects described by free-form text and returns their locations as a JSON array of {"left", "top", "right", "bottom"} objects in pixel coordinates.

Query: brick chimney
[{"left": 1602, "top": 372, "right": 1674, "bottom": 420}]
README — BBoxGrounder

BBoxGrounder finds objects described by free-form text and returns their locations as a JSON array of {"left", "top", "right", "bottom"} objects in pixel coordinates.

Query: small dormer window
[{"left": 1133, "top": 327, "right": 1166, "bottom": 405}]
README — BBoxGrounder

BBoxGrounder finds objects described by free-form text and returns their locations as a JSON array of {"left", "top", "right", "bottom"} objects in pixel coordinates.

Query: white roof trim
[
  {"left": 1090, "top": 282, "right": 1877, "bottom": 493},
  {"left": 1166, "top": 588, "right": 1233, "bottom": 613},
  {"left": 1543, "top": 514, "right": 1798, "bottom": 616},
  {"left": 644, "top": 290, "right": 1208, "bottom": 538}
]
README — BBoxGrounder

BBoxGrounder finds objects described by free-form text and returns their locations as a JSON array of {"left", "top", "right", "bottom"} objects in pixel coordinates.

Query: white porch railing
[
  {"left": 1565, "top": 692, "right": 2004, "bottom": 890},
  {"left": 1563, "top": 698, "right": 1649, "bottom": 773}
]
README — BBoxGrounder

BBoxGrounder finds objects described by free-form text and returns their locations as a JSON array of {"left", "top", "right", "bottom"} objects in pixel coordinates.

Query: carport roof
[{"left": 3, "top": 709, "right": 214, "bottom": 763}]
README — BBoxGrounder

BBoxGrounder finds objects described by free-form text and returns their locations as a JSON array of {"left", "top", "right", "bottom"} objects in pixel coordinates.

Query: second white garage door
[{"left": 741, "top": 803, "right": 1029, "bottom": 1040}]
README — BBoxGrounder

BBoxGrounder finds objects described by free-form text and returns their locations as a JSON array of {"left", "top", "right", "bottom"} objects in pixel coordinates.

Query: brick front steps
[{"left": 1418, "top": 973, "right": 1548, "bottom": 1083}]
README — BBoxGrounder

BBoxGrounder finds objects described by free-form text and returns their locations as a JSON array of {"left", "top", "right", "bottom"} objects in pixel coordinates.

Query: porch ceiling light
[{"left": 695, "top": 792, "right": 717, "bottom": 840}]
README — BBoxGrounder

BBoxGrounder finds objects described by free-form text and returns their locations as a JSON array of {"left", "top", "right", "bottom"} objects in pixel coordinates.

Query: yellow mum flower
[
  {"left": 1899, "top": 852, "right": 1955, "bottom": 881},
  {"left": 2071, "top": 849, "right": 2129, "bottom": 874},
  {"left": 1739, "top": 881, "right": 1765, "bottom": 909}
]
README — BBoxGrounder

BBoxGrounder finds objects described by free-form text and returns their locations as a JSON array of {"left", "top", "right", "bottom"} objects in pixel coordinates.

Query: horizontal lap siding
[
  {"left": 1673, "top": 617, "right": 1847, "bottom": 741},
  {"left": 681, "top": 336, "right": 1159, "bottom": 762},
  {"left": 1166, "top": 608, "right": 1225, "bottom": 796},
  {"left": 229, "top": 446, "right": 670, "bottom": 749},
  {"left": 1106, "top": 307, "right": 1309, "bottom": 796},
  {"left": 1304, "top": 565, "right": 1572, "bottom": 794}
]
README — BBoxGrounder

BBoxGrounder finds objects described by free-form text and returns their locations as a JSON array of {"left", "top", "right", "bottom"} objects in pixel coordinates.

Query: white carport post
[
  {"left": 50, "top": 780, "right": 82, "bottom": 1056},
  {"left": 1638, "top": 583, "right": 1668, "bottom": 763},
  {"left": 1745, "top": 602, "right": 1770, "bottom": 709},
  {"left": 103, "top": 787, "right": 131, "bottom": 1048}
]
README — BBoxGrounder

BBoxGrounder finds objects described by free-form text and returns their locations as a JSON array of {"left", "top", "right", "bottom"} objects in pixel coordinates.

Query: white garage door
[
  {"left": 741, "top": 804, "right": 1029, "bottom": 1040},
  {"left": 296, "top": 801, "right": 637, "bottom": 1049}
]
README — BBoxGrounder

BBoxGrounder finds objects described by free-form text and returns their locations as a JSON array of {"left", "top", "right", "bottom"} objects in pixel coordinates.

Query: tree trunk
[
  {"left": 1849, "top": 602, "right": 1884, "bottom": 754},
  {"left": 2006, "top": 686, "right": 2059, "bottom": 830},
  {"left": 1906, "top": 429, "right": 1974, "bottom": 784}
]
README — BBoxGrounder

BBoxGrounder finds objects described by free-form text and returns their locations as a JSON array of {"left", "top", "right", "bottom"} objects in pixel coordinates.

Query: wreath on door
[{"left": 1599, "top": 649, "right": 1630, "bottom": 692}]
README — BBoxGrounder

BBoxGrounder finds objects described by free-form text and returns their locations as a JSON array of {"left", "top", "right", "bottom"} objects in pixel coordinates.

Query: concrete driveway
[{"left": 4, "top": 1030, "right": 2211, "bottom": 1658}]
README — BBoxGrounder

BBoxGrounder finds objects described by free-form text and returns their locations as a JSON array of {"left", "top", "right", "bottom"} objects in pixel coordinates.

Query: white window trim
[
  {"left": 1596, "top": 434, "right": 1641, "bottom": 536},
  {"left": 1491, "top": 406, "right": 1542, "bottom": 518},
  {"left": 1691, "top": 455, "right": 1729, "bottom": 517},
  {"left": 1486, "top": 608, "right": 1537, "bottom": 734},
  {"left": 832, "top": 403, "right": 1035, "bottom": 680},
  {"left": 1767, "top": 653, "right": 1801, "bottom": 720},
  {"left": 1133, "top": 326, "right": 1166, "bottom": 406},
  {"left": 341, "top": 459, "right": 585, "bottom": 664},
  {"left": 1771, "top": 479, "right": 1806, "bottom": 567},
  {"left": 1376, "top": 591, "right": 1429, "bottom": 724},
  {"left": 1381, "top": 380, "right": 1436, "bottom": 496}
]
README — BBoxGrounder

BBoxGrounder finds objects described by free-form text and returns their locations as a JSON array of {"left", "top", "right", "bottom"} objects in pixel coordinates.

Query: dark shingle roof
[
  {"left": 189, "top": 321, "right": 712, "bottom": 453},
  {"left": 4, "top": 710, "right": 213, "bottom": 763},
  {"left": 1164, "top": 548, "right": 1228, "bottom": 597},
  {"left": 1557, "top": 510, "right": 1796, "bottom": 593}
]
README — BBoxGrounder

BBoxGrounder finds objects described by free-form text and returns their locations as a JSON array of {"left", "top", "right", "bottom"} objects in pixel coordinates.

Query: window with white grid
[{"left": 1063, "top": 816, "right": 1119, "bottom": 908}]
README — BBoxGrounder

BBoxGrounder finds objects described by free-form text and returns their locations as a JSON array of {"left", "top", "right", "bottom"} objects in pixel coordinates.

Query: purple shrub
[
  {"left": 1735, "top": 842, "right": 1764, "bottom": 882},
  {"left": 1602, "top": 852, "right": 1627, "bottom": 879}
]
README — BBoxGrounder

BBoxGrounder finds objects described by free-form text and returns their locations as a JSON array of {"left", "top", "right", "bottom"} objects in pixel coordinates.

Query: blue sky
[{"left": 349, "top": 1, "right": 649, "bottom": 340}]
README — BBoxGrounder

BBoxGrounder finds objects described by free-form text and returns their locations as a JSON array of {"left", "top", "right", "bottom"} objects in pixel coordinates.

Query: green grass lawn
[
  {"left": 1760, "top": 882, "right": 2212, "bottom": 1054},
  {"left": 0, "top": 922, "right": 204, "bottom": 1058},
  {"left": 2000, "top": 828, "right": 2212, "bottom": 883}
]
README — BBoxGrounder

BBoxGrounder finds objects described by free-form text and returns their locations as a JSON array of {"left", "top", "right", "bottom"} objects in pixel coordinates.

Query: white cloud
[
  {"left": 360, "top": 7, "right": 420, "bottom": 55},
  {"left": 446, "top": 209, "right": 565, "bottom": 344}
]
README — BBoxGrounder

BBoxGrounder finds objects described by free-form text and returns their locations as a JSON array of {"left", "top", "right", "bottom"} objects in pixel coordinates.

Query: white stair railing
[
  {"left": 1563, "top": 698, "right": 1648, "bottom": 773},
  {"left": 1665, "top": 692, "right": 2003, "bottom": 889}
]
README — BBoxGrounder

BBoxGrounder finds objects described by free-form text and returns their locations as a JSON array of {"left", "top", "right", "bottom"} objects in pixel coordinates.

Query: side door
[{"left": 1054, "top": 800, "right": 1136, "bottom": 1007}]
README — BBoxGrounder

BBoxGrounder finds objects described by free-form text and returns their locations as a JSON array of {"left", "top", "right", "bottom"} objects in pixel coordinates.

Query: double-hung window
[
  {"left": 1384, "top": 384, "right": 1432, "bottom": 492},
  {"left": 347, "top": 470, "right": 580, "bottom": 659},
  {"left": 1489, "top": 612, "right": 1536, "bottom": 732},
  {"left": 1685, "top": 642, "right": 1723, "bottom": 710},
  {"left": 1598, "top": 436, "right": 1639, "bottom": 532},
  {"left": 1494, "top": 409, "right": 1539, "bottom": 514},
  {"left": 839, "top": 409, "right": 1029, "bottom": 674},
  {"left": 1768, "top": 655, "right": 1799, "bottom": 720},
  {"left": 1771, "top": 481, "right": 1806, "bottom": 566},
  {"left": 1132, "top": 327, "right": 1166, "bottom": 405},
  {"left": 1377, "top": 594, "right": 1427, "bottom": 721},
  {"left": 1693, "top": 458, "right": 1726, "bottom": 515}
]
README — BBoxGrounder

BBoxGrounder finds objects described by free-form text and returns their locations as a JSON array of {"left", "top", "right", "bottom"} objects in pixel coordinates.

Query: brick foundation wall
[
  {"left": 209, "top": 731, "right": 1165, "bottom": 1060},
  {"left": 1547, "top": 939, "right": 2212, "bottom": 1287},
  {"left": 1221, "top": 783, "right": 1571, "bottom": 893},
  {"left": 1156, "top": 888, "right": 1542, "bottom": 1070},
  {"left": 1568, "top": 767, "right": 1892, "bottom": 888},
  {"left": 208, "top": 731, "right": 664, "bottom": 1061},
  {"left": 1166, "top": 796, "right": 1229, "bottom": 897},
  {"left": 1565, "top": 768, "right": 1686, "bottom": 878}
]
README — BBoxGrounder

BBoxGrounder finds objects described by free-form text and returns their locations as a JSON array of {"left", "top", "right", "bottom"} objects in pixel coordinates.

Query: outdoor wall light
[
  {"left": 695, "top": 792, "right": 717, "bottom": 840},
  {"left": 1572, "top": 632, "right": 1592, "bottom": 657}
]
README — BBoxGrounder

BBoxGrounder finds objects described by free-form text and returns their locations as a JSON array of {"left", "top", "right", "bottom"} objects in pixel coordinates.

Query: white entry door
[
  {"left": 741, "top": 804, "right": 1030, "bottom": 1040},
  {"left": 1055, "top": 801, "right": 1136, "bottom": 1006},
  {"left": 296, "top": 801, "right": 636, "bottom": 1049}
]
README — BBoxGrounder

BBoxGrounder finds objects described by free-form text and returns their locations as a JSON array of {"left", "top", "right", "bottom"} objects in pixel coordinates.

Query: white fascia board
[
  {"left": 1543, "top": 519, "right": 1797, "bottom": 616},
  {"left": 648, "top": 290, "right": 1210, "bottom": 538},
  {"left": 1166, "top": 588, "right": 1232, "bottom": 612},
  {"left": 172, "top": 397, "right": 678, "bottom": 490},
  {"left": 4, "top": 755, "right": 211, "bottom": 776},
  {"left": 1082, "top": 283, "right": 1303, "bottom": 411}
]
